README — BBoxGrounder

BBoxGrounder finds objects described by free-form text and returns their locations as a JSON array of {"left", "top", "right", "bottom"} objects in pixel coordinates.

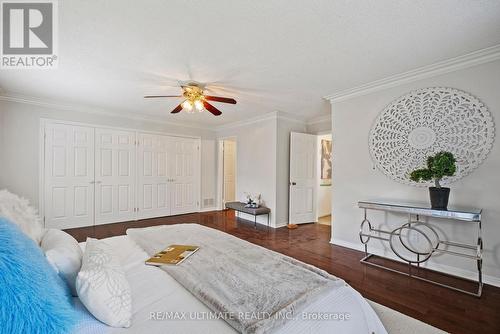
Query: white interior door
[
  {"left": 223, "top": 140, "right": 236, "bottom": 204},
  {"left": 137, "top": 133, "right": 171, "bottom": 219},
  {"left": 94, "top": 128, "right": 136, "bottom": 225},
  {"left": 170, "top": 137, "right": 200, "bottom": 215},
  {"left": 44, "top": 123, "right": 95, "bottom": 229},
  {"left": 289, "top": 132, "right": 317, "bottom": 224}
]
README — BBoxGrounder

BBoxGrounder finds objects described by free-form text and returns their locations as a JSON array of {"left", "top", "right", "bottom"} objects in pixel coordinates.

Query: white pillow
[
  {"left": 0, "top": 189, "right": 45, "bottom": 244},
  {"left": 41, "top": 229, "right": 83, "bottom": 296},
  {"left": 76, "top": 238, "right": 132, "bottom": 328}
]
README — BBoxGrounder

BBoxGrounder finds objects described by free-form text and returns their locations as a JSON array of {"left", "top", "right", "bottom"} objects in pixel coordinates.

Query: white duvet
[{"left": 73, "top": 235, "right": 387, "bottom": 334}]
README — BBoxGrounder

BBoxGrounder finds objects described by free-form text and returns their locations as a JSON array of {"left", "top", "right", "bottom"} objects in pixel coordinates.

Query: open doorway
[
  {"left": 316, "top": 134, "right": 332, "bottom": 225},
  {"left": 288, "top": 132, "right": 332, "bottom": 227},
  {"left": 218, "top": 137, "right": 237, "bottom": 208}
]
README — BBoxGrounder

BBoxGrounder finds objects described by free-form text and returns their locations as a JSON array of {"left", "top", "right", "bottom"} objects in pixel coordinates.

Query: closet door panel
[
  {"left": 170, "top": 138, "right": 200, "bottom": 215},
  {"left": 137, "top": 133, "right": 171, "bottom": 219},
  {"left": 94, "top": 128, "right": 136, "bottom": 225},
  {"left": 44, "top": 123, "right": 94, "bottom": 229}
]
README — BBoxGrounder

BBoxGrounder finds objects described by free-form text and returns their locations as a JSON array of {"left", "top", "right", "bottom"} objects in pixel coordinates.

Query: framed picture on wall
[{"left": 321, "top": 139, "right": 332, "bottom": 185}]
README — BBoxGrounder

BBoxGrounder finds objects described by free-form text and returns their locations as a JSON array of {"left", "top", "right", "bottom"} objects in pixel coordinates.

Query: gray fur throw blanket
[{"left": 127, "top": 224, "right": 344, "bottom": 334}]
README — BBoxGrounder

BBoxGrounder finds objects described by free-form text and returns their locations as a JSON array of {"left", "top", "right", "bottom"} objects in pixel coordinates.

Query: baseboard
[
  {"left": 330, "top": 237, "right": 500, "bottom": 288},
  {"left": 199, "top": 207, "right": 218, "bottom": 212}
]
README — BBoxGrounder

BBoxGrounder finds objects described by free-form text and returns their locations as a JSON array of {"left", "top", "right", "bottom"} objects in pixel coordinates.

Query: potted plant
[{"left": 409, "top": 151, "right": 457, "bottom": 210}]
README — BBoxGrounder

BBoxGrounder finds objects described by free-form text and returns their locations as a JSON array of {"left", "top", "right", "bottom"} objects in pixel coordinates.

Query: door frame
[
  {"left": 216, "top": 136, "right": 237, "bottom": 211},
  {"left": 315, "top": 131, "right": 333, "bottom": 225},
  {"left": 39, "top": 118, "right": 202, "bottom": 227}
]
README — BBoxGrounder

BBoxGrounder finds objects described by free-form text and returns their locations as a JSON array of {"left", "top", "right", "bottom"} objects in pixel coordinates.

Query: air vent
[{"left": 203, "top": 198, "right": 215, "bottom": 207}]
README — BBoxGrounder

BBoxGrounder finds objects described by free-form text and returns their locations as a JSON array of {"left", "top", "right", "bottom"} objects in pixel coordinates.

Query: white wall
[
  {"left": 317, "top": 134, "right": 332, "bottom": 218},
  {"left": 330, "top": 60, "right": 500, "bottom": 286},
  {"left": 0, "top": 100, "right": 217, "bottom": 211},
  {"left": 200, "top": 139, "right": 217, "bottom": 210},
  {"left": 217, "top": 117, "right": 278, "bottom": 226},
  {"left": 216, "top": 114, "right": 307, "bottom": 228}
]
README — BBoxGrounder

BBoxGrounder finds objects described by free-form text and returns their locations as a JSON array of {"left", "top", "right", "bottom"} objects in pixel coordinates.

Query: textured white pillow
[
  {"left": 41, "top": 229, "right": 83, "bottom": 296},
  {"left": 76, "top": 238, "right": 132, "bottom": 328},
  {"left": 0, "top": 189, "right": 45, "bottom": 244}
]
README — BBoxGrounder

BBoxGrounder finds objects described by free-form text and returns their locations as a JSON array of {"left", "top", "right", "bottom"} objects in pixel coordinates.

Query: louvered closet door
[
  {"left": 137, "top": 133, "right": 171, "bottom": 219},
  {"left": 170, "top": 137, "right": 200, "bottom": 215},
  {"left": 94, "top": 128, "right": 136, "bottom": 225},
  {"left": 44, "top": 123, "right": 94, "bottom": 229}
]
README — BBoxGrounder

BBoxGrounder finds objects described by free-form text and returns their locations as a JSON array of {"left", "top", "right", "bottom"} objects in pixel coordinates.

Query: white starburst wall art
[{"left": 369, "top": 87, "right": 495, "bottom": 186}]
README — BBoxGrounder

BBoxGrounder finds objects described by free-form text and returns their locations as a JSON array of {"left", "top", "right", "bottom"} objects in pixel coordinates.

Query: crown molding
[
  {"left": 215, "top": 111, "right": 279, "bottom": 132},
  {"left": 215, "top": 110, "right": 307, "bottom": 132},
  {"left": 324, "top": 44, "right": 500, "bottom": 103},
  {"left": 0, "top": 93, "right": 308, "bottom": 133},
  {"left": 306, "top": 113, "right": 331, "bottom": 125},
  {"left": 0, "top": 93, "right": 210, "bottom": 130}
]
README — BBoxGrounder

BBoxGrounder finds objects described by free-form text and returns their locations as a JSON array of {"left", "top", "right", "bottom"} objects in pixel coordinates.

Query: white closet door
[
  {"left": 94, "top": 128, "right": 136, "bottom": 225},
  {"left": 44, "top": 123, "right": 94, "bottom": 229},
  {"left": 137, "top": 133, "right": 171, "bottom": 219},
  {"left": 170, "top": 137, "right": 200, "bottom": 215}
]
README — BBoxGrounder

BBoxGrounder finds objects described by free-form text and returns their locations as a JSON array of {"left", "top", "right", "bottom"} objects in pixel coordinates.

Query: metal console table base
[
  {"left": 358, "top": 201, "right": 483, "bottom": 297},
  {"left": 360, "top": 253, "right": 482, "bottom": 297}
]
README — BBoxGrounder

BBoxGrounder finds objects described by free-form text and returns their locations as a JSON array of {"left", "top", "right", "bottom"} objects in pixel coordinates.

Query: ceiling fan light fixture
[
  {"left": 194, "top": 99, "right": 204, "bottom": 111},
  {"left": 181, "top": 100, "right": 193, "bottom": 111},
  {"left": 145, "top": 83, "right": 235, "bottom": 116}
]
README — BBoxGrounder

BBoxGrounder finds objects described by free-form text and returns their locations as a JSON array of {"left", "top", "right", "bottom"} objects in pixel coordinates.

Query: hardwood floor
[{"left": 65, "top": 210, "right": 500, "bottom": 334}]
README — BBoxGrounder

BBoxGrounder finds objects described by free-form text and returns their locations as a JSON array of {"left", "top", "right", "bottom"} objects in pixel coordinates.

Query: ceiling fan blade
[
  {"left": 171, "top": 103, "right": 183, "bottom": 114},
  {"left": 204, "top": 96, "right": 237, "bottom": 104},
  {"left": 144, "top": 95, "right": 182, "bottom": 98},
  {"left": 203, "top": 101, "right": 222, "bottom": 116}
]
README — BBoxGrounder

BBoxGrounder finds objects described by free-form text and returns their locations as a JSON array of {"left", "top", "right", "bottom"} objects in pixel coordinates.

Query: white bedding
[{"left": 73, "top": 235, "right": 387, "bottom": 334}]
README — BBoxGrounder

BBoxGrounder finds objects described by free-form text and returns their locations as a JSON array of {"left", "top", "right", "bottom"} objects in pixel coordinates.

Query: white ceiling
[{"left": 1, "top": 0, "right": 500, "bottom": 126}]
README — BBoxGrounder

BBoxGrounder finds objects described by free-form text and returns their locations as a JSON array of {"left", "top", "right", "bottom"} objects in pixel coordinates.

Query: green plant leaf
[{"left": 409, "top": 151, "right": 457, "bottom": 184}]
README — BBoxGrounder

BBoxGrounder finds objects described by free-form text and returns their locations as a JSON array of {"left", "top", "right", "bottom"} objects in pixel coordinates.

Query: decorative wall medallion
[{"left": 369, "top": 87, "right": 495, "bottom": 186}]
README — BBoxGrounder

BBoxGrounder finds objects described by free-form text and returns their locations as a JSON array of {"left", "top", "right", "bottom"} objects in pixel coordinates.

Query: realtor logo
[{"left": 1, "top": 0, "right": 58, "bottom": 68}]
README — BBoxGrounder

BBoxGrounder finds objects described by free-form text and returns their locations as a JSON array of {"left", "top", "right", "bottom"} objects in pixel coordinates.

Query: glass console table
[{"left": 358, "top": 201, "right": 483, "bottom": 297}]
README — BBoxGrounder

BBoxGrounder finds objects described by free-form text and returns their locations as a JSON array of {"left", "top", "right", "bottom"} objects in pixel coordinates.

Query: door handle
[{"left": 290, "top": 182, "right": 296, "bottom": 186}]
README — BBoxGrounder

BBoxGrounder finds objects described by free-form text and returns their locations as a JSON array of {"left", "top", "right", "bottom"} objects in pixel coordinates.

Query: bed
[{"left": 72, "top": 224, "right": 387, "bottom": 334}]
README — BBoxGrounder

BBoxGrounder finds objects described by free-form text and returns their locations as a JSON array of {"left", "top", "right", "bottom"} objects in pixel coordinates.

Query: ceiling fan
[{"left": 144, "top": 82, "right": 236, "bottom": 116}]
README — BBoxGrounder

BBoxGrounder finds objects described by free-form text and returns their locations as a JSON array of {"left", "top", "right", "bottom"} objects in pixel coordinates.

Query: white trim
[
  {"left": 38, "top": 119, "right": 46, "bottom": 226},
  {"left": 275, "top": 221, "right": 287, "bottom": 228},
  {"left": 39, "top": 118, "right": 201, "bottom": 140},
  {"left": 196, "top": 137, "right": 202, "bottom": 213},
  {"left": 276, "top": 111, "right": 308, "bottom": 125},
  {"left": 324, "top": 44, "right": 500, "bottom": 103},
  {"left": 306, "top": 113, "right": 331, "bottom": 125},
  {"left": 1, "top": 93, "right": 309, "bottom": 133},
  {"left": 216, "top": 140, "right": 224, "bottom": 210},
  {"left": 330, "top": 237, "right": 500, "bottom": 288},
  {"left": 0, "top": 93, "right": 207, "bottom": 130},
  {"left": 215, "top": 112, "right": 279, "bottom": 131},
  {"left": 217, "top": 136, "right": 237, "bottom": 210},
  {"left": 199, "top": 207, "right": 218, "bottom": 213},
  {"left": 215, "top": 111, "right": 306, "bottom": 132}
]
